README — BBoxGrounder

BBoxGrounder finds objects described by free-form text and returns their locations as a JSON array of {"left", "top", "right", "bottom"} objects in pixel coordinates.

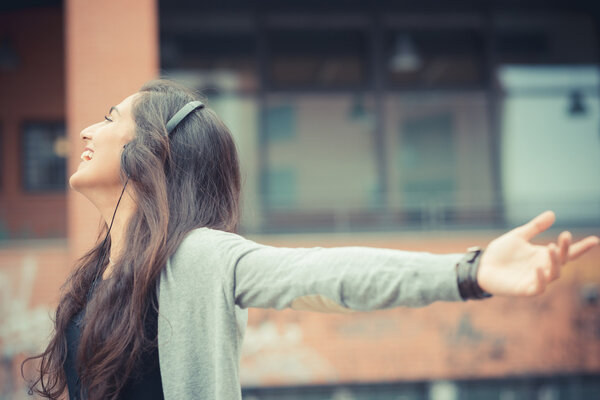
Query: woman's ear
[{"left": 122, "top": 143, "right": 132, "bottom": 179}]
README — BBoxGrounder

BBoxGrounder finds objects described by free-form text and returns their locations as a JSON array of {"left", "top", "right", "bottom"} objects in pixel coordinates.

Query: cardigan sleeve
[{"left": 204, "top": 228, "right": 465, "bottom": 313}]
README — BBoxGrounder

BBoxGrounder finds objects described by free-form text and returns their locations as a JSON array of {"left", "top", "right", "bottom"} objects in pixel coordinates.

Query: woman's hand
[{"left": 477, "top": 210, "right": 599, "bottom": 297}]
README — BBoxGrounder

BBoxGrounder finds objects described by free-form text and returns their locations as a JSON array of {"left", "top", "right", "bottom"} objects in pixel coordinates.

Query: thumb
[{"left": 513, "top": 210, "right": 556, "bottom": 241}]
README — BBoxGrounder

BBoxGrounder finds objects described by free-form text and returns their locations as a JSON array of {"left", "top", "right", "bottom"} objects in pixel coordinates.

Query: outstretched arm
[
  {"left": 477, "top": 210, "right": 599, "bottom": 296},
  {"left": 230, "top": 239, "right": 465, "bottom": 312},
  {"left": 207, "top": 210, "right": 598, "bottom": 312}
]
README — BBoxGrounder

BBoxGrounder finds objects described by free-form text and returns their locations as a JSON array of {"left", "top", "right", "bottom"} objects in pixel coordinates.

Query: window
[
  {"left": 384, "top": 92, "right": 497, "bottom": 227},
  {"left": 494, "top": 15, "right": 598, "bottom": 65},
  {"left": 268, "top": 29, "right": 369, "bottom": 90},
  {"left": 21, "top": 122, "right": 66, "bottom": 192},
  {"left": 498, "top": 66, "right": 600, "bottom": 227},
  {"left": 385, "top": 29, "right": 485, "bottom": 88},
  {"left": 262, "top": 94, "right": 380, "bottom": 232},
  {"left": 161, "top": 32, "right": 258, "bottom": 93},
  {"left": 160, "top": 7, "right": 600, "bottom": 233},
  {"left": 0, "top": 123, "right": 3, "bottom": 191},
  {"left": 495, "top": 15, "right": 600, "bottom": 227}
]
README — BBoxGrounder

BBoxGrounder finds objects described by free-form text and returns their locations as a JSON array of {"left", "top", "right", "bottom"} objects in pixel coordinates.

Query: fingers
[
  {"left": 558, "top": 231, "right": 571, "bottom": 264},
  {"left": 535, "top": 243, "right": 560, "bottom": 296},
  {"left": 547, "top": 242, "right": 561, "bottom": 281},
  {"left": 530, "top": 232, "right": 597, "bottom": 297},
  {"left": 534, "top": 267, "right": 547, "bottom": 296},
  {"left": 568, "top": 235, "right": 600, "bottom": 260},
  {"left": 515, "top": 210, "right": 556, "bottom": 240}
]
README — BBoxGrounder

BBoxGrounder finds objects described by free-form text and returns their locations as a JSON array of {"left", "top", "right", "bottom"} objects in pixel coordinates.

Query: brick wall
[{"left": 0, "top": 7, "right": 66, "bottom": 239}]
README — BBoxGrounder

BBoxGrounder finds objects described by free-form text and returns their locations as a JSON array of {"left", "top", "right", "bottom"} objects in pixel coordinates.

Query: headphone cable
[{"left": 86, "top": 176, "right": 130, "bottom": 303}]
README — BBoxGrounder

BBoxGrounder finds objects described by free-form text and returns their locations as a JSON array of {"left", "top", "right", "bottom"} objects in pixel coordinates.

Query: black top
[{"left": 64, "top": 284, "right": 164, "bottom": 400}]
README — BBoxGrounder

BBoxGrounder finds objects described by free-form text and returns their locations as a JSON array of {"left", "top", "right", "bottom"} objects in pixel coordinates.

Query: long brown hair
[{"left": 22, "top": 79, "right": 242, "bottom": 399}]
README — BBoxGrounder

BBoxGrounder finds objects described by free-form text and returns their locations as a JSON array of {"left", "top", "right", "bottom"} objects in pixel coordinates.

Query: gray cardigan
[{"left": 157, "top": 227, "right": 465, "bottom": 399}]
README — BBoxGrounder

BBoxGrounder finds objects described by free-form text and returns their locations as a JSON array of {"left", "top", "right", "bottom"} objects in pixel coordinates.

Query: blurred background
[{"left": 1, "top": 0, "right": 600, "bottom": 399}]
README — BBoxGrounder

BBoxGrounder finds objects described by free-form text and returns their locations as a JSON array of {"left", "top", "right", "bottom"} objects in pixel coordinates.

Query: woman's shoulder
[
  {"left": 159, "top": 227, "right": 248, "bottom": 321},
  {"left": 169, "top": 226, "right": 257, "bottom": 273},
  {"left": 177, "top": 226, "right": 246, "bottom": 251}
]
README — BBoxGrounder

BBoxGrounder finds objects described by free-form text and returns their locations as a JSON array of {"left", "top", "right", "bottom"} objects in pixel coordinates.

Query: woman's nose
[{"left": 80, "top": 122, "right": 100, "bottom": 140}]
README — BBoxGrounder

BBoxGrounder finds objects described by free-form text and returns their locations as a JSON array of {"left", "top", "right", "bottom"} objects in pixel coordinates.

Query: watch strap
[{"left": 456, "top": 246, "right": 493, "bottom": 300}]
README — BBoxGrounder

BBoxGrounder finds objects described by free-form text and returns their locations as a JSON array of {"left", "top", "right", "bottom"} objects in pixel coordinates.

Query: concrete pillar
[{"left": 65, "top": 0, "right": 158, "bottom": 261}]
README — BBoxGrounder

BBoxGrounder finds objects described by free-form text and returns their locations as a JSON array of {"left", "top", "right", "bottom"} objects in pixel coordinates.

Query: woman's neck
[{"left": 93, "top": 185, "right": 136, "bottom": 275}]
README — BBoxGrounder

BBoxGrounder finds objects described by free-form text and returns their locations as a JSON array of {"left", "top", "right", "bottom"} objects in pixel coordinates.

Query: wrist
[{"left": 456, "top": 246, "right": 493, "bottom": 300}]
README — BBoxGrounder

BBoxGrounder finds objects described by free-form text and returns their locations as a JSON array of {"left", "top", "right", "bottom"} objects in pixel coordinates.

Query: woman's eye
[{"left": 104, "top": 115, "right": 113, "bottom": 122}]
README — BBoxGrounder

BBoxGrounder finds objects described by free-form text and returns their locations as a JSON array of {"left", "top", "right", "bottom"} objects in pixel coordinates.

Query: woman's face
[{"left": 70, "top": 93, "right": 139, "bottom": 194}]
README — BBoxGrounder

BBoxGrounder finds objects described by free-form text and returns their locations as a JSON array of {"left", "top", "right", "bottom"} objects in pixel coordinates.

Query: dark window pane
[
  {"left": 0, "top": 124, "right": 2, "bottom": 190},
  {"left": 385, "top": 93, "right": 497, "bottom": 227},
  {"left": 262, "top": 94, "right": 380, "bottom": 232},
  {"left": 494, "top": 15, "right": 598, "bottom": 65},
  {"left": 268, "top": 29, "right": 369, "bottom": 89},
  {"left": 264, "top": 167, "right": 297, "bottom": 209},
  {"left": 22, "top": 123, "right": 66, "bottom": 192},
  {"left": 161, "top": 33, "right": 258, "bottom": 92},
  {"left": 400, "top": 113, "right": 457, "bottom": 205},
  {"left": 385, "top": 29, "right": 485, "bottom": 88}
]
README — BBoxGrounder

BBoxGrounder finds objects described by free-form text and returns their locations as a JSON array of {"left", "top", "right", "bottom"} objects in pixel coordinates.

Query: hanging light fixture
[
  {"left": 568, "top": 89, "right": 587, "bottom": 116},
  {"left": 350, "top": 94, "right": 367, "bottom": 121},
  {"left": 348, "top": 93, "right": 374, "bottom": 128},
  {"left": 389, "top": 33, "right": 422, "bottom": 73}
]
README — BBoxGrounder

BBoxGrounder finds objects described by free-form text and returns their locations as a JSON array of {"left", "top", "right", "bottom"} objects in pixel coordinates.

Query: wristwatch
[{"left": 456, "top": 246, "right": 493, "bottom": 300}]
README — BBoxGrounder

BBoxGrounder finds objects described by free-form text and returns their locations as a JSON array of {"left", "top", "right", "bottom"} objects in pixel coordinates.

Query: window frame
[{"left": 20, "top": 120, "right": 67, "bottom": 194}]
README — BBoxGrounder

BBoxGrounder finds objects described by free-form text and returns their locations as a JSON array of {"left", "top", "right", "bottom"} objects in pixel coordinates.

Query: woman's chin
[
  {"left": 69, "top": 173, "right": 81, "bottom": 191},
  {"left": 69, "top": 165, "right": 90, "bottom": 191}
]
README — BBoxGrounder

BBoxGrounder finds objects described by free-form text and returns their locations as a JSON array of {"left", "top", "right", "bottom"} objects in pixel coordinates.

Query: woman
[{"left": 23, "top": 79, "right": 599, "bottom": 400}]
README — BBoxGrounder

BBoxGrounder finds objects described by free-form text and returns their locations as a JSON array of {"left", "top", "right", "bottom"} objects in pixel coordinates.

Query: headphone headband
[{"left": 166, "top": 100, "right": 205, "bottom": 134}]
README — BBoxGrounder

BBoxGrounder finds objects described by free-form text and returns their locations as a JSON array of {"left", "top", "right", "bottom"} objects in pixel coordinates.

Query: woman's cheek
[{"left": 69, "top": 154, "right": 122, "bottom": 191}]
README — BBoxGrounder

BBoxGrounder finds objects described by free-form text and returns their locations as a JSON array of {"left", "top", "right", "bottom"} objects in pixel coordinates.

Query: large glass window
[
  {"left": 384, "top": 93, "right": 496, "bottom": 227},
  {"left": 498, "top": 66, "right": 600, "bottom": 227},
  {"left": 21, "top": 122, "right": 66, "bottom": 192},
  {"left": 495, "top": 14, "right": 600, "bottom": 227},
  {"left": 161, "top": 32, "right": 258, "bottom": 93},
  {"left": 494, "top": 15, "right": 598, "bottom": 65},
  {"left": 160, "top": 8, "right": 600, "bottom": 233},
  {"left": 267, "top": 29, "right": 369, "bottom": 90},
  {"left": 263, "top": 94, "right": 380, "bottom": 232},
  {"left": 385, "top": 29, "right": 485, "bottom": 88}
]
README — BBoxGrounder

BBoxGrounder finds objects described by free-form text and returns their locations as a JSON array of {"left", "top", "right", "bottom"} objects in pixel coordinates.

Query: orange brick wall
[
  {"left": 0, "top": 7, "right": 66, "bottom": 239},
  {"left": 0, "top": 240, "right": 69, "bottom": 397},
  {"left": 65, "top": 0, "right": 159, "bottom": 263}
]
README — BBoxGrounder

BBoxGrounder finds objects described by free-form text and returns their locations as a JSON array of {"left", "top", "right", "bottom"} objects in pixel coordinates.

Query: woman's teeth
[{"left": 81, "top": 150, "right": 94, "bottom": 161}]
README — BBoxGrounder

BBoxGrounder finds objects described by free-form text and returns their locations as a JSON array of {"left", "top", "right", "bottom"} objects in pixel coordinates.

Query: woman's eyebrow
[{"left": 109, "top": 106, "right": 121, "bottom": 116}]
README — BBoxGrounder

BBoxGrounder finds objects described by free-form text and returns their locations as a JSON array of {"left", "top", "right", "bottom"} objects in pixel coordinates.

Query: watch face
[{"left": 466, "top": 247, "right": 482, "bottom": 263}]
